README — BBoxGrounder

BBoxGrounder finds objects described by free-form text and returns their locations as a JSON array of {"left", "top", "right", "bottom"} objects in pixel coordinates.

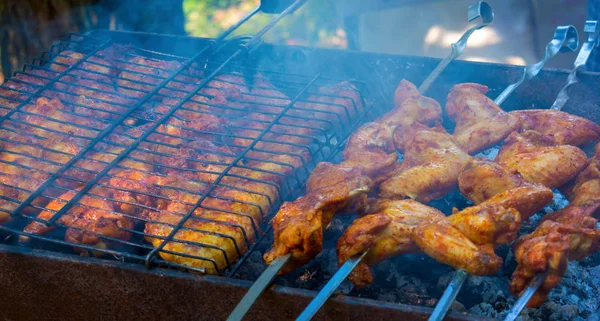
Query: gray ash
[{"left": 232, "top": 146, "right": 600, "bottom": 320}]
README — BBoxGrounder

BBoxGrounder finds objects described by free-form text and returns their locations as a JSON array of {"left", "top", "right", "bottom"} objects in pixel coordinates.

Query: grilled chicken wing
[
  {"left": 496, "top": 132, "right": 588, "bottom": 189},
  {"left": 337, "top": 199, "right": 446, "bottom": 287},
  {"left": 510, "top": 203, "right": 600, "bottom": 307},
  {"left": 458, "top": 158, "right": 553, "bottom": 219},
  {"left": 339, "top": 200, "right": 521, "bottom": 286},
  {"left": 445, "top": 83, "right": 520, "bottom": 154},
  {"left": 380, "top": 129, "right": 472, "bottom": 202},
  {"left": 414, "top": 203, "right": 521, "bottom": 275},
  {"left": 264, "top": 164, "right": 372, "bottom": 274},
  {"left": 568, "top": 143, "right": 600, "bottom": 208},
  {"left": 511, "top": 109, "right": 600, "bottom": 146}
]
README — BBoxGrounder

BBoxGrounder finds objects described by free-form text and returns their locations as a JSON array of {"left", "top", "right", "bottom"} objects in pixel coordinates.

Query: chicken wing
[
  {"left": 458, "top": 158, "right": 553, "bottom": 219},
  {"left": 497, "top": 132, "right": 588, "bottom": 189},
  {"left": 337, "top": 199, "right": 446, "bottom": 287},
  {"left": 445, "top": 83, "right": 521, "bottom": 154},
  {"left": 264, "top": 165, "right": 372, "bottom": 274},
  {"left": 568, "top": 142, "right": 600, "bottom": 208},
  {"left": 510, "top": 203, "right": 600, "bottom": 307},
  {"left": 511, "top": 109, "right": 600, "bottom": 146},
  {"left": 379, "top": 129, "right": 472, "bottom": 202}
]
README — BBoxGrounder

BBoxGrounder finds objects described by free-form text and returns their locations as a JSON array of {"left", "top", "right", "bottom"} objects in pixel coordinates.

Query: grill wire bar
[
  {"left": 494, "top": 25, "right": 579, "bottom": 106},
  {"left": 6, "top": 4, "right": 264, "bottom": 220},
  {"left": 551, "top": 20, "right": 599, "bottom": 110},
  {"left": 427, "top": 24, "right": 580, "bottom": 321},
  {"left": 0, "top": 0, "right": 381, "bottom": 278}
]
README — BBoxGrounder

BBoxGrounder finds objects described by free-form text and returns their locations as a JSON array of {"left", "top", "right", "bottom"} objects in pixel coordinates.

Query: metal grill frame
[{"left": 0, "top": 4, "right": 385, "bottom": 276}]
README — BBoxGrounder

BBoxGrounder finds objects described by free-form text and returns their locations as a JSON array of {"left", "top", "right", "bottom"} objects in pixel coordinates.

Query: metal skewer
[
  {"left": 499, "top": 22, "right": 600, "bottom": 321},
  {"left": 551, "top": 20, "right": 599, "bottom": 110},
  {"left": 289, "top": 3, "right": 494, "bottom": 321},
  {"left": 428, "top": 25, "right": 579, "bottom": 321},
  {"left": 494, "top": 25, "right": 579, "bottom": 106},
  {"left": 503, "top": 273, "right": 547, "bottom": 321},
  {"left": 296, "top": 251, "right": 369, "bottom": 321},
  {"left": 418, "top": 1, "right": 494, "bottom": 93}
]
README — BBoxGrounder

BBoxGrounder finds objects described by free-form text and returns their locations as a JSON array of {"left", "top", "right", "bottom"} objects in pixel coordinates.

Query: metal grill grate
[{"left": 0, "top": 31, "right": 380, "bottom": 275}]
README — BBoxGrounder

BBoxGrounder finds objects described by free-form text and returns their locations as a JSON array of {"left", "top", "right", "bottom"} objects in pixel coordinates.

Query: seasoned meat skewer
[
  {"left": 510, "top": 143, "right": 600, "bottom": 307},
  {"left": 264, "top": 79, "right": 443, "bottom": 273}
]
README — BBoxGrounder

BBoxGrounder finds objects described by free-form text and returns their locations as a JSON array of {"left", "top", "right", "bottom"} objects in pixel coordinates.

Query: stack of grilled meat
[
  {"left": 265, "top": 80, "right": 600, "bottom": 308},
  {"left": 0, "top": 45, "right": 365, "bottom": 273}
]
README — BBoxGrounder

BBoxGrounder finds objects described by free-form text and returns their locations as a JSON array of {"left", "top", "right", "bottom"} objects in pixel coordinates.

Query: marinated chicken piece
[
  {"left": 342, "top": 79, "right": 442, "bottom": 172},
  {"left": 497, "top": 132, "right": 588, "bottom": 189},
  {"left": 21, "top": 170, "right": 155, "bottom": 254},
  {"left": 339, "top": 200, "right": 521, "bottom": 286},
  {"left": 414, "top": 203, "right": 520, "bottom": 275},
  {"left": 380, "top": 129, "right": 472, "bottom": 202},
  {"left": 144, "top": 174, "right": 272, "bottom": 274},
  {"left": 392, "top": 79, "right": 422, "bottom": 109},
  {"left": 6, "top": 97, "right": 104, "bottom": 140},
  {"left": 445, "top": 83, "right": 521, "bottom": 154},
  {"left": 392, "top": 122, "right": 447, "bottom": 153},
  {"left": 458, "top": 158, "right": 553, "bottom": 219},
  {"left": 264, "top": 167, "right": 372, "bottom": 273},
  {"left": 0, "top": 173, "right": 49, "bottom": 224},
  {"left": 337, "top": 199, "right": 446, "bottom": 287},
  {"left": 511, "top": 109, "right": 600, "bottom": 146},
  {"left": 341, "top": 122, "right": 398, "bottom": 176},
  {"left": 510, "top": 203, "right": 600, "bottom": 307},
  {"left": 568, "top": 143, "right": 600, "bottom": 208}
]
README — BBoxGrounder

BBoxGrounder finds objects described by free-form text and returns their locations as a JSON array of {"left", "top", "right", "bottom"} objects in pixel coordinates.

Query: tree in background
[{"left": 0, "top": 0, "right": 346, "bottom": 82}]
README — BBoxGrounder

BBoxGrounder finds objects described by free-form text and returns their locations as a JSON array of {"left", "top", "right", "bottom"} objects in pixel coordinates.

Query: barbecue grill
[{"left": 1, "top": 1, "right": 600, "bottom": 320}]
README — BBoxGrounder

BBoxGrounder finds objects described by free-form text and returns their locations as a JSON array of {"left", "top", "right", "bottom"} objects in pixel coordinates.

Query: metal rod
[
  {"left": 428, "top": 270, "right": 468, "bottom": 321},
  {"left": 495, "top": 25, "right": 579, "bottom": 106},
  {"left": 503, "top": 273, "right": 546, "bottom": 321},
  {"left": 230, "top": 3, "right": 491, "bottom": 320},
  {"left": 296, "top": 251, "right": 369, "bottom": 321},
  {"left": 226, "top": 254, "right": 291, "bottom": 321},
  {"left": 551, "top": 20, "right": 599, "bottom": 110},
  {"left": 425, "top": 27, "right": 579, "bottom": 320},
  {"left": 418, "top": 1, "right": 494, "bottom": 93}
]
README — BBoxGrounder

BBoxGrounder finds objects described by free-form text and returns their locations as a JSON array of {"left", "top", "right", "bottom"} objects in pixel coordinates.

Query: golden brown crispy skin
[
  {"left": 143, "top": 174, "right": 270, "bottom": 274},
  {"left": 498, "top": 143, "right": 588, "bottom": 189},
  {"left": 569, "top": 143, "right": 600, "bottom": 208},
  {"left": 511, "top": 109, "right": 600, "bottom": 146},
  {"left": 21, "top": 170, "right": 155, "bottom": 254},
  {"left": 337, "top": 199, "right": 446, "bottom": 287},
  {"left": 458, "top": 158, "right": 553, "bottom": 219},
  {"left": 447, "top": 203, "right": 521, "bottom": 246},
  {"left": 380, "top": 129, "right": 472, "bottom": 202},
  {"left": 445, "top": 83, "right": 520, "bottom": 154},
  {"left": 510, "top": 203, "right": 600, "bottom": 307},
  {"left": 414, "top": 203, "right": 521, "bottom": 275},
  {"left": 342, "top": 123, "right": 398, "bottom": 176},
  {"left": 393, "top": 79, "right": 421, "bottom": 108},
  {"left": 264, "top": 165, "right": 372, "bottom": 273}
]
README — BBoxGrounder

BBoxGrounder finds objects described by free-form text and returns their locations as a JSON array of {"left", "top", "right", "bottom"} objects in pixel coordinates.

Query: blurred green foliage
[{"left": 182, "top": 0, "right": 347, "bottom": 48}]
